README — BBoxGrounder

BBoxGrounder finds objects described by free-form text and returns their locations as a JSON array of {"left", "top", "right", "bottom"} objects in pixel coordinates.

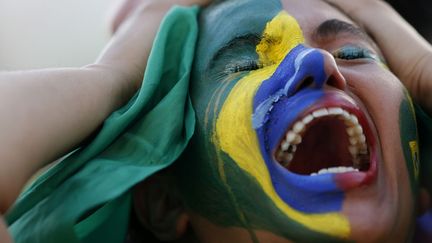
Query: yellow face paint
[
  {"left": 409, "top": 141, "right": 419, "bottom": 179},
  {"left": 256, "top": 12, "right": 304, "bottom": 66},
  {"left": 214, "top": 11, "right": 350, "bottom": 239},
  {"left": 406, "top": 93, "right": 420, "bottom": 180}
]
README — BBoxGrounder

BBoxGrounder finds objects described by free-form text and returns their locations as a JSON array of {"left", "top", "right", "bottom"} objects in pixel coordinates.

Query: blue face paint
[
  {"left": 253, "top": 45, "right": 325, "bottom": 129},
  {"left": 253, "top": 45, "right": 344, "bottom": 213}
]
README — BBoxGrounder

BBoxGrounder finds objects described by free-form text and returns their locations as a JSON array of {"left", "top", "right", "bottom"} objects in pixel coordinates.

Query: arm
[
  {"left": 0, "top": 5, "right": 152, "bottom": 214},
  {"left": 325, "top": 0, "right": 432, "bottom": 114},
  {"left": 0, "top": 67, "right": 131, "bottom": 212},
  {"left": 0, "top": 0, "right": 209, "bottom": 215},
  {"left": 0, "top": 218, "right": 11, "bottom": 243}
]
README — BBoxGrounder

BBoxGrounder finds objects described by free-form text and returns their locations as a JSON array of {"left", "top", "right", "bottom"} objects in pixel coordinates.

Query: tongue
[{"left": 288, "top": 118, "right": 353, "bottom": 175}]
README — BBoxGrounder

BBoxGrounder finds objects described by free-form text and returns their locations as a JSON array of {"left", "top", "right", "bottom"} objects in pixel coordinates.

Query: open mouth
[{"left": 274, "top": 92, "right": 376, "bottom": 180}]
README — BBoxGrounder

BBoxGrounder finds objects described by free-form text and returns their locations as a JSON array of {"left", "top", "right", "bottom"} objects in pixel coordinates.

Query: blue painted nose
[
  {"left": 252, "top": 44, "right": 345, "bottom": 129},
  {"left": 252, "top": 44, "right": 349, "bottom": 214},
  {"left": 284, "top": 47, "right": 346, "bottom": 95}
]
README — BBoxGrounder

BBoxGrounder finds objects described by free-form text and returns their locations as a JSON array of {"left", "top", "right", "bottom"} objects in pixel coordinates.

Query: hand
[
  {"left": 325, "top": 0, "right": 432, "bottom": 114},
  {"left": 0, "top": 1, "right": 206, "bottom": 241},
  {"left": 0, "top": 0, "right": 211, "bottom": 215},
  {"left": 98, "top": 0, "right": 212, "bottom": 100},
  {"left": 109, "top": 0, "right": 212, "bottom": 33}
]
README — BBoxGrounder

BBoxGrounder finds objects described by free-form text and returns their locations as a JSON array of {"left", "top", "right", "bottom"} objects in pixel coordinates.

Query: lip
[{"left": 274, "top": 89, "right": 379, "bottom": 190}]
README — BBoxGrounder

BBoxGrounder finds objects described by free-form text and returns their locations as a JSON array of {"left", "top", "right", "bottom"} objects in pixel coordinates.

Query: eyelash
[
  {"left": 332, "top": 46, "right": 376, "bottom": 60},
  {"left": 226, "top": 60, "right": 261, "bottom": 73},
  {"left": 228, "top": 46, "right": 376, "bottom": 73}
]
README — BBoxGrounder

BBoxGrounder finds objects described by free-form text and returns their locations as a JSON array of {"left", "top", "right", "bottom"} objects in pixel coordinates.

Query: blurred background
[
  {"left": 386, "top": 0, "right": 432, "bottom": 42},
  {"left": 0, "top": 0, "right": 117, "bottom": 70},
  {"left": 0, "top": 0, "right": 430, "bottom": 70}
]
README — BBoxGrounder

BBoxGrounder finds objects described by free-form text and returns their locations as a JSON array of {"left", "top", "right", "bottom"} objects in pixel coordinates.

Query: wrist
[{"left": 82, "top": 64, "right": 140, "bottom": 111}]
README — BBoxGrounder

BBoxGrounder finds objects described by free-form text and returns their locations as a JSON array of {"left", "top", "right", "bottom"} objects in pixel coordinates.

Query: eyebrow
[{"left": 313, "top": 19, "right": 374, "bottom": 45}]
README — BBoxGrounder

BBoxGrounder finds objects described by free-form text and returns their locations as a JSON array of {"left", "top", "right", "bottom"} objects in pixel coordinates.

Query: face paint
[
  {"left": 214, "top": 11, "right": 351, "bottom": 239},
  {"left": 175, "top": 0, "right": 417, "bottom": 241},
  {"left": 399, "top": 90, "right": 420, "bottom": 195},
  {"left": 256, "top": 12, "right": 304, "bottom": 67}
]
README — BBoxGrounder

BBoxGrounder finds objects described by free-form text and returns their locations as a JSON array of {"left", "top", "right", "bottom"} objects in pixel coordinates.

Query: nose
[
  {"left": 319, "top": 49, "right": 347, "bottom": 90},
  {"left": 290, "top": 48, "right": 347, "bottom": 94},
  {"left": 253, "top": 46, "right": 347, "bottom": 129}
]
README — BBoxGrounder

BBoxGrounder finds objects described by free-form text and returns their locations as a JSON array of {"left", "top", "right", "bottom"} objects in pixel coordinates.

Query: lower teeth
[{"left": 310, "top": 166, "right": 359, "bottom": 176}]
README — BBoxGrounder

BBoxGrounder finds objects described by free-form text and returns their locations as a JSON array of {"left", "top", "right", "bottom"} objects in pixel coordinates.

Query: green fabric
[
  {"left": 4, "top": 4, "right": 432, "bottom": 242},
  {"left": 6, "top": 6, "right": 199, "bottom": 243}
]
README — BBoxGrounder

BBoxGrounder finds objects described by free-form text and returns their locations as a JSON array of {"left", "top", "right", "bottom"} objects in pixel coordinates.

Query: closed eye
[
  {"left": 225, "top": 60, "right": 261, "bottom": 74},
  {"left": 332, "top": 45, "right": 378, "bottom": 61}
]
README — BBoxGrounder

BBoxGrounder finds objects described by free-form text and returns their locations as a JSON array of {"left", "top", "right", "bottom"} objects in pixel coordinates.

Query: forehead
[
  {"left": 196, "top": 0, "right": 354, "bottom": 73},
  {"left": 281, "top": 0, "right": 354, "bottom": 38}
]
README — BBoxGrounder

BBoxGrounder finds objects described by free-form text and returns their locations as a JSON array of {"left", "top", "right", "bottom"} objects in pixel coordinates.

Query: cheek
[
  {"left": 339, "top": 65, "right": 406, "bottom": 149},
  {"left": 365, "top": 71, "right": 407, "bottom": 169},
  {"left": 342, "top": 65, "right": 413, "bottom": 176},
  {"left": 341, "top": 65, "right": 417, "bottom": 236}
]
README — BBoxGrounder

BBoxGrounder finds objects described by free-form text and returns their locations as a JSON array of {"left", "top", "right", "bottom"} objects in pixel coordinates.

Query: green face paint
[
  {"left": 415, "top": 104, "right": 432, "bottom": 195},
  {"left": 172, "top": 0, "right": 420, "bottom": 242},
  {"left": 399, "top": 90, "right": 420, "bottom": 196},
  {"left": 173, "top": 1, "right": 350, "bottom": 242}
]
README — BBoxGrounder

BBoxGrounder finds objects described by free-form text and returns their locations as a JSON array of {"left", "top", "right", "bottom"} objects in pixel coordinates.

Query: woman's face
[{"left": 174, "top": 0, "right": 420, "bottom": 242}]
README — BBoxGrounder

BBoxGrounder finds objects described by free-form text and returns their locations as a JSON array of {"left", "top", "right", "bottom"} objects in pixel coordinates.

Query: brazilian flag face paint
[
  {"left": 175, "top": 2, "right": 352, "bottom": 240},
  {"left": 212, "top": 11, "right": 354, "bottom": 239},
  {"left": 400, "top": 90, "right": 420, "bottom": 195},
  {"left": 174, "top": 0, "right": 420, "bottom": 241}
]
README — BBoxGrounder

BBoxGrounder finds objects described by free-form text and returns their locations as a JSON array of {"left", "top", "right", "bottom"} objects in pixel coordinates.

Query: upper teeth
[
  {"left": 310, "top": 166, "right": 360, "bottom": 176},
  {"left": 277, "top": 107, "right": 369, "bottom": 169}
]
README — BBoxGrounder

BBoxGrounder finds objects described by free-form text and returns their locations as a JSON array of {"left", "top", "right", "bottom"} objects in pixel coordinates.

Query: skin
[
  {"left": 0, "top": 0, "right": 209, "bottom": 242},
  {"left": 0, "top": 0, "right": 426, "bottom": 241},
  {"left": 325, "top": 0, "right": 432, "bottom": 115},
  {"left": 170, "top": 0, "right": 419, "bottom": 242},
  {"left": 326, "top": 0, "right": 432, "bottom": 204},
  {"left": 0, "top": 1, "right": 179, "bottom": 213}
]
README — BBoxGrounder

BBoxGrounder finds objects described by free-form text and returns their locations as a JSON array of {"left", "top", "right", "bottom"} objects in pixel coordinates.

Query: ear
[{"left": 133, "top": 173, "right": 189, "bottom": 241}]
